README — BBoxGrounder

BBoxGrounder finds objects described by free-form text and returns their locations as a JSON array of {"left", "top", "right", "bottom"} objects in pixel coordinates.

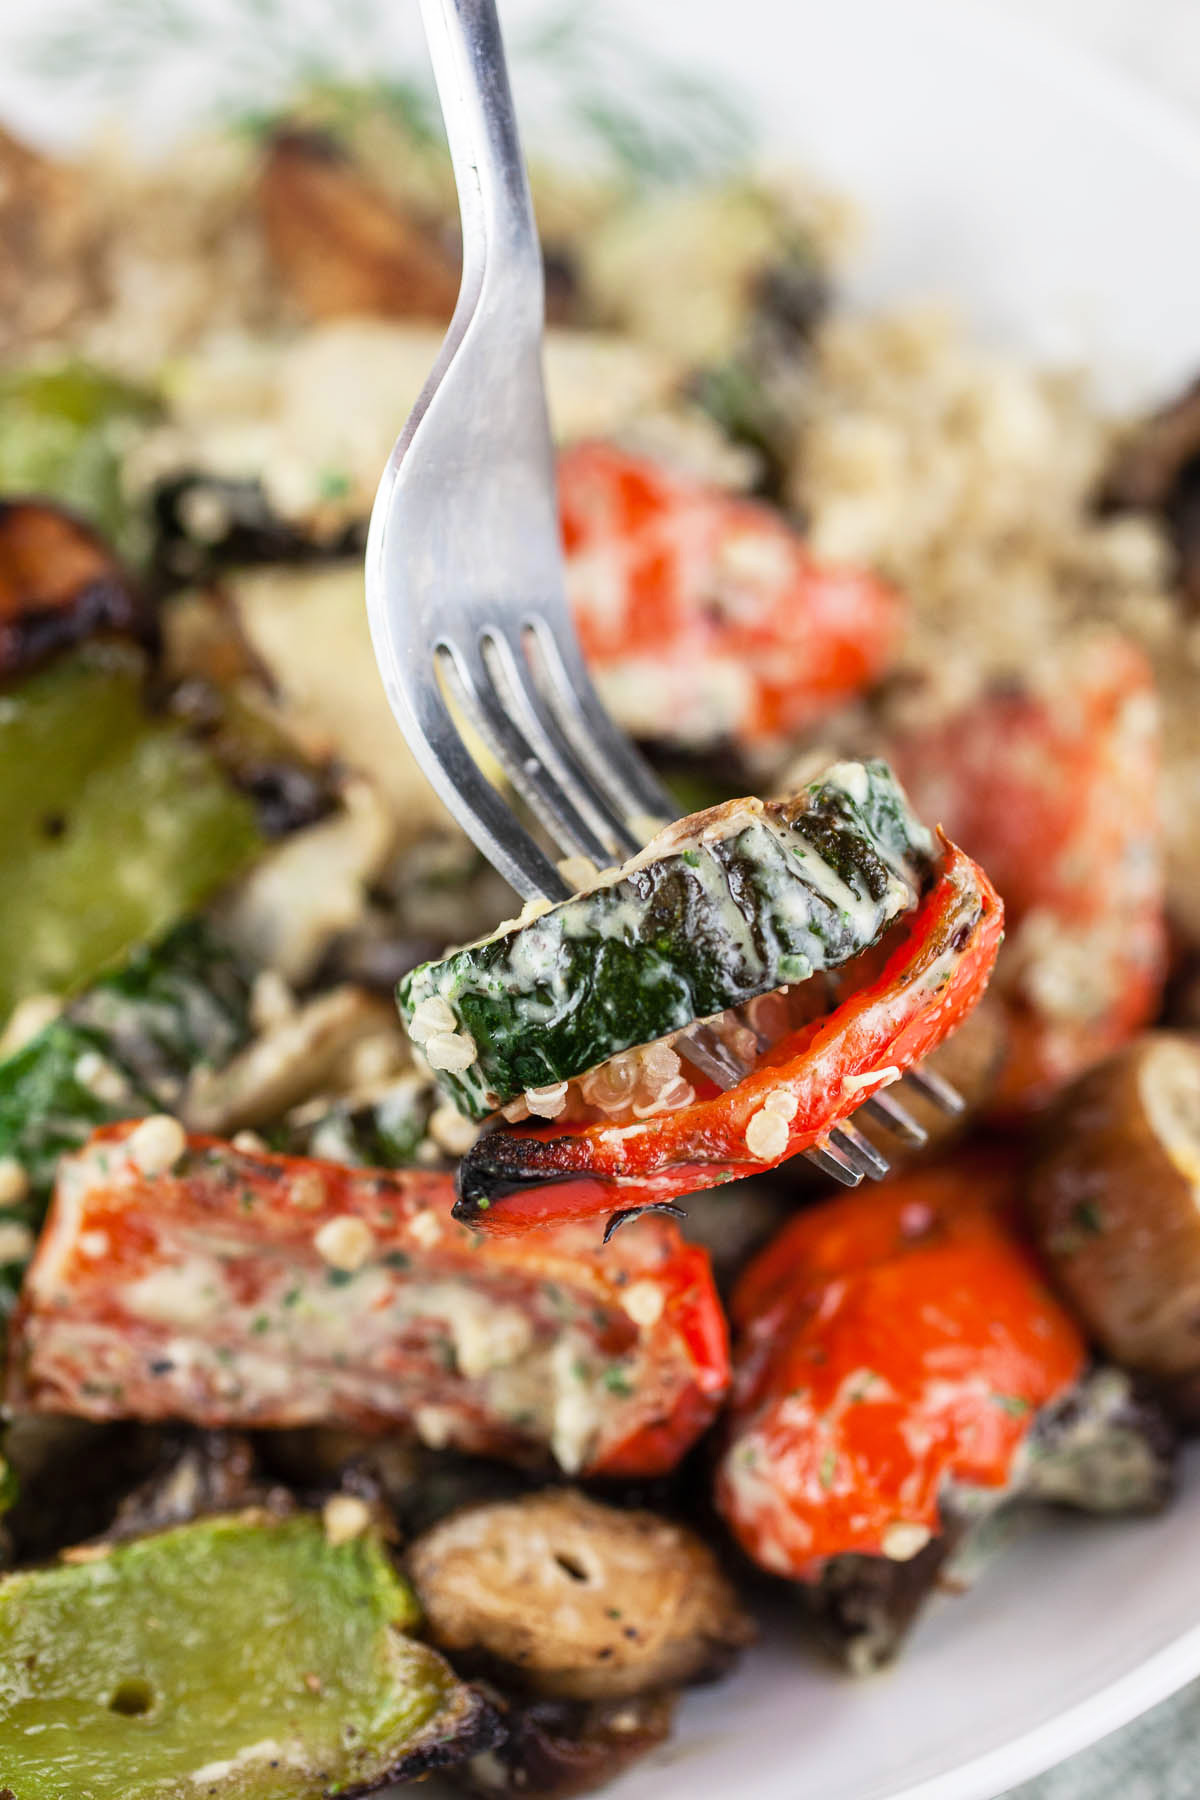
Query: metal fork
[{"left": 365, "top": 0, "right": 959, "bottom": 1188}]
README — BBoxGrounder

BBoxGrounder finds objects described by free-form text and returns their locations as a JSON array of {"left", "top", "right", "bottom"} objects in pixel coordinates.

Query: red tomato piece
[
  {"left": 716, "top": 1154, "right": 1086, "bottom": 1578},
  {"left": 7, "top": 1125, "right": 729, "bottom": 1479},
  {"left": 884, "top": 631, "right": 1166, "bottom": 1110},
  {"left": 561, "top": 441, "right": 905, "bottom": 751}
]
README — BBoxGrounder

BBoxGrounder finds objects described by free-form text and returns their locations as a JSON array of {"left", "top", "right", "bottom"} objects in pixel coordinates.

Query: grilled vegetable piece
[
  {"left": 560, "top": 442, "right": 904, "bottom": 753},
  {"left": 103, "top": 1431, "right": 267, "bottom": 1540},
  {"left": 408, "top": 1489, "right": 752, "bottom": 1702},
  {"left": 10, "top": 1128, "right": 729, "bottom": 1479},
  {"left": 0, "top": 919, "right": 252, "bottom": 1241},
  {"left": 804, "top": 1531, "right": 956, "bottom": 1678},
  {"left": 283, "top": 1072, "right": 436, "bottom": 1169},
  {"left": 0, "top": 369, "right": 158, "bottom": 560},
  {"left": 183, "top": 984, "right": 402, "bottom": 1135},
  {"left": 1100, "top": 371, "right": 1200, "bottom": 609},
  {"left": 884, "top": 631, "right": 1166, "bottom": 1111},
  {"left": 1016, "top": 1365, "right": 1176, "bottom": 1515},
  {"left": 259, "top": 128, "right": 460, "bottom": 323},
  {"left": 455, "top": 837, "right": 1002, "bottom": 1235},
  {"left": 449, "top": 1689, "right": 675, "bottom": 1800},
  {"left": 1028, "top": 1033, "right": 1200, "bottom": 1418},
  {"left": 0, "top": 1509, "right": 498, "bottom": 1799},
  {"left": 855, "top": 991, "right": 1009, "bottom": 1167},
  {"left": 400, "top": 761, "right": 936, "bottom": 1122},
  {"left": 0, "top": 644, "right": 260, "bottom": 1019},
  {"left": 715, "top": 1155, "right": 1085, "bottom": 1580},
  {"left": 0, "top": 1418, "right": 164, "bottom": 1566},
  {"left": 0, "top": 498, "right": 151, "bottom": 679},
  {"left": 809, "top": 1366, "right": 1175, "bottom": 1673}
]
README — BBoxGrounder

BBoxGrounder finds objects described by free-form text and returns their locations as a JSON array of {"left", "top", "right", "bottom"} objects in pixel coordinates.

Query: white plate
[{"left": 3, "top": 2, "right": 1200, "bottom": 1795}]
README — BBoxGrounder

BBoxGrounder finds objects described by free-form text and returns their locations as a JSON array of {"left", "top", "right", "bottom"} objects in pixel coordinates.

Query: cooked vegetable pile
[{"left": 0, "top": 76, "right": 1196, "bottom": 1800}]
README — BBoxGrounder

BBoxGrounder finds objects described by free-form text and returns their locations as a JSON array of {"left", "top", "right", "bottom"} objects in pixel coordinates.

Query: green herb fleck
[
  {"left": 819, "top": 1447, "right": 837, "bottom": 1490},
  {"left": 326, "top": 1268, "right": 355, "bottom": 1288},
  {"left": 316, "top": 466, "right": 351, "bottom": 501},
  {"left": 991, "top": 1393, "right": 1030, "bottom": 1417},
  {"left": 1071, "top": 1201, "right": 1104, "bottom": 1237},
  {"left": 603, "top": 1366, "right": 634, "bottom": 1397}
]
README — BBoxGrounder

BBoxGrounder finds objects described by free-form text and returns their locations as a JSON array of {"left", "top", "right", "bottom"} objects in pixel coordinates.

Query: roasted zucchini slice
[
  {"left": 0, "top": 1508, "right": 498, "bottom": 1798},
  {"left": 0, "top": 920, "right": 253, "bottom": 1311},
  {"left": 399, "top": 760, "right": 934, "bottom": 1121}
]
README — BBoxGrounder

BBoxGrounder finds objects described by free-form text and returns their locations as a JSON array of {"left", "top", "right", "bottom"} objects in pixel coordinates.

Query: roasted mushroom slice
[
  {"left": 408, "top": 1488, "right": 753, "bottom": 1702},
  {"left": 0, "top": 1417, "right": 164, "bottom": 1567},
  {"left": 1100, "top": 373, "right": 1200, "bottom": 608},
  {"left": 104, "top": 1431, "right": 272, "bottom": 1540},
  {"left": 1028, "top": 1032, "right": 1200, "bottom": 1417},
  {"left": 0, "top": 1508, "right": 499, "bottom": 1797},
  {"left": 451, "top": 1688, "right": 676, "bottom": 1800},
  {"left": 0, "top": 497, "right": 151, "bottom": 680}
]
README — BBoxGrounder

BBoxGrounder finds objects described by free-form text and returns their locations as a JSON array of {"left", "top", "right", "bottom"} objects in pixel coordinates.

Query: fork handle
[{"left": 420, "top": 0, "right": 544, "bottom": 324}]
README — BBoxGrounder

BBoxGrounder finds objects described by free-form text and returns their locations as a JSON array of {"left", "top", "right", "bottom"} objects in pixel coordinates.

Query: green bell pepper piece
[
  {"left": 0, "top": 363, "right": 158, "bottom": 561},
  {"left": 0, "top": 645, "right": 261, "bottom": 1020},
  {"left": 0, "top": 1509, "right": 496, "bottom": 1799}
]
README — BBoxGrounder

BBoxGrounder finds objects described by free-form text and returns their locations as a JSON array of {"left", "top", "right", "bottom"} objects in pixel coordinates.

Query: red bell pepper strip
[
  {"left": 454, "top": 837, "right": 1003, "bottom": 1236},
  {"left": 884, "top": 631, "right": 1166, "bottom": 1111},
  {"left": 7, "top": 1124, "right": 729, "bottom": 1479},
  {"left": 715, "top": 1154, "right": 1086, "bottom": 1579},
  {"left": 561, "top": 441, "right": 906, "bottom": 751}
]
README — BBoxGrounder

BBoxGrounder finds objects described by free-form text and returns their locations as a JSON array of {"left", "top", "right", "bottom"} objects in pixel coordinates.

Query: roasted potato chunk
[
  {"left": 1028, "top": 1032, "right": 1200, "bottom": 1414},
  {"left": 408, "top": 1489, "right": 753, "bottom": 1702}
]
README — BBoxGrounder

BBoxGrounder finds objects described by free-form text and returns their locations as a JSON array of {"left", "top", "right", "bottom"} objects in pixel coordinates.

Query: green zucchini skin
[
  {"left": 0, "top": 921, "right": 253, "bottom": 1312},
  {"left": 399, "top": 761, "right": 935, "bottom": 1121},
  {"left": 0, "top": 1508, "right": 499, "bottom": 1798}
]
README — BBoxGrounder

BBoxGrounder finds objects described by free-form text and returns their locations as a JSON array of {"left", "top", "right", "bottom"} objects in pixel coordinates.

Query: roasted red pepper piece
[
  {"left": 561, "top": 441, "right": 905, "bottom": 751},
  {"left": 715, "top": 1154, "right": 1086, "bottom": 1578},
  {"left": 885, "top": 631, "right": 1166, "bottom": 1110},
  {"left": 455, "top": 838, "right": 1002, "bottom": 1236},
  {"left": 7, "top": 1124, "right": 728, "bottom": 1479}
]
